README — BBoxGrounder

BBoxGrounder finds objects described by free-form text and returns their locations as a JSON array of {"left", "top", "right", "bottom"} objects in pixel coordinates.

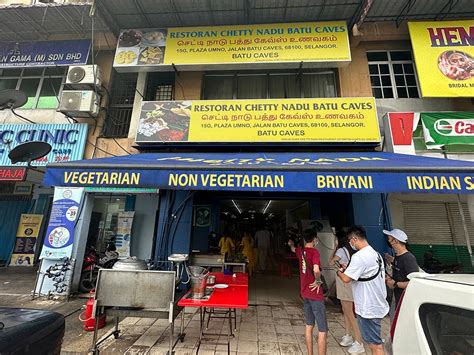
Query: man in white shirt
[{"left": 336, "top": 226, "right": 389, "bottom": 355}]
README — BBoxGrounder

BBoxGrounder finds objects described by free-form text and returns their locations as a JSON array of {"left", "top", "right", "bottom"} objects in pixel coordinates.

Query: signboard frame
[
  {"left": 408, "top": 20, "right": 474, "bottom": 97},
  {"left": 114, "top": 22, "right": 351, "bottom": 72},
  {"left": 135, "top": 97, "right": 380, "bottom": 147},
  {"left": 0, "top": 39, "right": 90, "bottom": 69}
]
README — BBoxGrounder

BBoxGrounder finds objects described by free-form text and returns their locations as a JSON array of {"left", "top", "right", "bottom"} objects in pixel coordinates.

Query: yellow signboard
[
  {"left": 114, "top": 22, "right": 350, "bottom": 68},
  {"left": 136, "top": 98, "right": 379, "bottom": 144},
  {"left": 164, "top": 22, "right": 350, "bottom": 64},
  {"left": 9, "top": 214, "right": 43, "bottom": 266},
  {"left": 408, "top": 20, "right": 474, "bottom": 97}
]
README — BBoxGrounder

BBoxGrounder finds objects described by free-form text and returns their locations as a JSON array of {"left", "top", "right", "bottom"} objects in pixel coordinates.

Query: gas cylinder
[{"left": 81, "top": 290, "right": 106, "bottom": 331}]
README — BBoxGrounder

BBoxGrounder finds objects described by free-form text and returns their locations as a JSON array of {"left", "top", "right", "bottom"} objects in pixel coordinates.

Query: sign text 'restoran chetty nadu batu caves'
[
  {"left": 0, "top": 40, "right": 90, "bottom": 68},
  {"left": 113, "top": 22, "right": 350, "bottom": 69},
  {"left": 0, "top": 124, "right": 88, "bottom": 166}
]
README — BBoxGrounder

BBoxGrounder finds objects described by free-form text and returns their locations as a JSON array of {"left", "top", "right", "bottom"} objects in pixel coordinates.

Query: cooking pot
[{"left": 112, "top": 257, "right": 147, "bottom": 271}]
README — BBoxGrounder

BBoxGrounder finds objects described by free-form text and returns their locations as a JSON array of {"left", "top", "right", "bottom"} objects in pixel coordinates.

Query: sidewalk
[
  {"left": 0, "top": 268, "right": 389, "bottom": 354},
  {"left": 73, "top": 275, "right": 389, "bottom": 354}
]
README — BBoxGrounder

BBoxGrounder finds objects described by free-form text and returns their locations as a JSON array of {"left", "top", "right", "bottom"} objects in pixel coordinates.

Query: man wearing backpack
[{"left": 336, "top": 226, "right": 389, "bottom": 355}]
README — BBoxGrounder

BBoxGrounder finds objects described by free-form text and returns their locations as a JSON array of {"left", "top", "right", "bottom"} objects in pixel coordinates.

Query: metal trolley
[{"left": 90, "top": 269, "right": 185, "bottom": 354}]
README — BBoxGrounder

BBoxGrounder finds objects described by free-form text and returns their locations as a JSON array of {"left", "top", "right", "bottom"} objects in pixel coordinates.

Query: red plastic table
[{"left": 178, "top": 272, "right": 248, "bottom": 354}]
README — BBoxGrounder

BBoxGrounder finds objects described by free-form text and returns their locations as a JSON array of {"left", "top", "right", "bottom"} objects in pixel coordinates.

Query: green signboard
[{"left": 421, "top": 112, "right": 474, "bottom": 149}]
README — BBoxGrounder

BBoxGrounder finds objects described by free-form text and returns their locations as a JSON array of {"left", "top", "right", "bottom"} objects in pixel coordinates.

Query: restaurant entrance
[{"left": 189, "top": 191, "right": 355, "bottom": 300}]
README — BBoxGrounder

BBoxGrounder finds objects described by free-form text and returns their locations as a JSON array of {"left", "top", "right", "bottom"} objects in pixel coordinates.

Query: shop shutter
[
  {"left": 447, "top": 203, "right": 474, "bottom": 246},
  {"left": 403, "top": 202, "right": 454, "bottom": 245},
  {"left": 0, "top": 197, "right": 32, "bottom": 263}
]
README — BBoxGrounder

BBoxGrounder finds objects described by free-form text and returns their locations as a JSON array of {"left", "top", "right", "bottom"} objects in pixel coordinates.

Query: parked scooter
[{"left": 78, "top": 242, "right": 119, "bottom": 293}]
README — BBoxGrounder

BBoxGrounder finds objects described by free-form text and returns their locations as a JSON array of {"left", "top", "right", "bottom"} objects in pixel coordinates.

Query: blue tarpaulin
[{"left": 43, "top": 152, "right": 474, "bottom": 194}]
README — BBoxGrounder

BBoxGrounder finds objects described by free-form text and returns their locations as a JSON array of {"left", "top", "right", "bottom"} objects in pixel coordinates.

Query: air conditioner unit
[
  {"left": 66, "top": 64, "right": 103, "bottom": 88},
  {"left": 59, "top": 90, "right": 99, "bottom": 118}
]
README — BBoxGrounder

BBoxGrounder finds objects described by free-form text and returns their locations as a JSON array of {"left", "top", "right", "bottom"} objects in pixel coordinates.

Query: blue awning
[{"left": 43, "top": 152, "right": 474, "bottom": 194}]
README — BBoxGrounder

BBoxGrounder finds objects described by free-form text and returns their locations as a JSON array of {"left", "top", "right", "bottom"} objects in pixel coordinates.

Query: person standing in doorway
[
  {"left": 288, "top": 229, "right": 328, "bottom": 355},
  {"left": 218, "top": 232, "right": 235, "bottom": 261},
  {"left": 241, "top": 231, "right": 256, "bottom": 277},
  {"left": 330, "top": 231, "right": 365, "bottom": 354},
  {"left": 337, "top": 226, "right": 389, "bottom": 355},
  {"left": 255, "top": 226, "right": 271, "bottom": 271},
  {"left": 383, "top": 229, "right": 419, "bottom": 308}
]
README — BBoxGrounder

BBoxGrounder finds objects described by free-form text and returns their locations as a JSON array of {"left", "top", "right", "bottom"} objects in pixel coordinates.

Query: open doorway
[{"left": 191, "top": 192, "right": 353, "bottom": 303}]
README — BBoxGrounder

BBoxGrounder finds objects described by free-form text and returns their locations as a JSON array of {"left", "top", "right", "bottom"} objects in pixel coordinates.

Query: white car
[{"left": 390, "top": 272, "right": 474, "bottom": 355}]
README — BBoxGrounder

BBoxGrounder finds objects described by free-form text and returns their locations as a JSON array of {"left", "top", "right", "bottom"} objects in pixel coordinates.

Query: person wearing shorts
[
  {"left": 337, "top": 226, "right": 389, "bottom": 355},
  {"left": 330, "top": 231, "right": 365, "bottom": 353},
  {"left": 289, "top": 229, "right": 328, "bottom": 355}
]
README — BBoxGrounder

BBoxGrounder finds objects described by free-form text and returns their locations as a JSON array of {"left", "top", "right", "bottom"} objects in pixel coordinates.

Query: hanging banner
[
  {"left": 9, "top": 214, "right": 43, "bottom": 266},
  {"left": 408, "top": 20, "right": 474, "bottom": 97},
  {"left": 136, "top": 97, "right": 379, "bottom": 145},
  {"left": 113, "top": 22, "right": 350, "bottom": 69},
  {"left": 421, "top": 112, "right": 474, "bottom": 149},
  {"left": 115, "top": 211, "right": 135, "bottom": 258},
  {"left": 40, "top": 187, "right": 84, "bottom": 259}
]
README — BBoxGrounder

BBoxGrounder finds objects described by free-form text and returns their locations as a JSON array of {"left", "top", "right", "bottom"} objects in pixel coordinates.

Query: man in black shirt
[{"left": 383, "top": 229, "right": 419, "bottom": 307}]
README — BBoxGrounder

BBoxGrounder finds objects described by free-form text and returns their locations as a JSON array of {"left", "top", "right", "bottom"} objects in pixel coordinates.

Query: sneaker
[
  {"left": 340, "top": 335, "right": 354, "bottom": 347},
  {"left": 348, "top": 341, "right": 365, "bottom": 354}
]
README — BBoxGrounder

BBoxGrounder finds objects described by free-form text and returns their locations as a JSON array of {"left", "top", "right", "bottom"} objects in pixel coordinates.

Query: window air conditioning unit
[
  {"left": 66, "top": 64, "right": 103, "bottom": 88},
  {"left": 59, "top": 90, "right": 99, "bottom": 118}
]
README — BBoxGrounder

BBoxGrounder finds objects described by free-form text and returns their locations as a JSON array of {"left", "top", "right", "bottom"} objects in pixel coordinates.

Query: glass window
[
  {"left": 367, "top": 52, "right": 388, "bottom": 61},
  {"left": 302, "top": 73, "right": 336, "bottom": 98},
  {"left": 37, "top": 77, "right": 62, "bottom": 109},
  {"left": 0, "top": 79, "right": 17, "bottom": 91},
  {"left": 269, "top": 74, "right": 300, "bottom": 98},
  {"left": 0, "top": 68, "right": 21, "bottom": 76},
  {"left": 23, "top": 68, "right": 44, "bottom": 76},
  {"left": 104, "top": 72, "right": 139, "bottom": 138},
  {"left": 202, "top": 70, "right": 337, "bottom": 99},
  {"left": 0, "top": 67, "right": 66, "bottom": 109},
  {"left": 19, "top": 78, "right": 41, "bottom": 109},
  {"left": 419, "top": 303, "right": 474, "bottom": 355},
  {"left": 203, "top": 75, "right": 233, "bottom": 99},
  {"left": 367, "top": 51, "right": 420, "bottom": 99},
  {"left": 237, "top": 75, "right": 266, "bottom": 99}
]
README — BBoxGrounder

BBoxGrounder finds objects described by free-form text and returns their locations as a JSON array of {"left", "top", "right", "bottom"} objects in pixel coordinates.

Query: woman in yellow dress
[
  {"left": 218, "top": 233, "right": 235, "bottom": 261},
  {"left": 241, "top": 231, "right": 256, "bottom": 277}
]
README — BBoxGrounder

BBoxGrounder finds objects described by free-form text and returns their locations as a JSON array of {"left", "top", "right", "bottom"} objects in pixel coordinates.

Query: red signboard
[
  {"left": 0, "top": 167, "right": 26, "bottom": 181},
  {"left": 388, "top": 112, "right": 416, "bottom": 145}
]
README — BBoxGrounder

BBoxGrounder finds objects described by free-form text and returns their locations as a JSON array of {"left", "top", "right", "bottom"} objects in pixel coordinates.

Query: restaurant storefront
[
  {"left": 41, "top": 152, "right": 474, "bottom": 294},
  {"left": 36, "top": 19, "right": 474, "bottom": 296}
]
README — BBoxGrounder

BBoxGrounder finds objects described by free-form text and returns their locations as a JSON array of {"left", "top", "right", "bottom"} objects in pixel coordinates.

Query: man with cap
[{"left": 383, "top": 228, "right": 419, "bottom": 307}]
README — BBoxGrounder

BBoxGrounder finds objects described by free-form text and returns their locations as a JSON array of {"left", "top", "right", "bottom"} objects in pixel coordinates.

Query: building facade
[{"left": 0, "top": 0, "right": 472, "bottom": 293}]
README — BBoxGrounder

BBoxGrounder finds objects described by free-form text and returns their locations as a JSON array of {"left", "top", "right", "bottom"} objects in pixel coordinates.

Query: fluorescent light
[
  {"left": 232, "top": 200, "right": 242, "bottom": 214},
  {"left": 262, "top": 200, "right": 272, "bottom": 214}
]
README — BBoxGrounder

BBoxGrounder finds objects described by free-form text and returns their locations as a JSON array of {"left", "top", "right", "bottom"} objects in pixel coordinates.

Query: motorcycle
[{"left": 78, "top": 243, "right": 119, "bottom": 293}]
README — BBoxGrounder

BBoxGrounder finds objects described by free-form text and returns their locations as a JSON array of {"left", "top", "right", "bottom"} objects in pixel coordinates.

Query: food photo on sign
[
  {"left": 408, "top": 20, "right": 474, "bottom": 97},
  {"left": 114, "top": 29, "right": 167, "bottom": 66},
  {"left": 137, "top": 101, "right": 191, "bottom": 142}
]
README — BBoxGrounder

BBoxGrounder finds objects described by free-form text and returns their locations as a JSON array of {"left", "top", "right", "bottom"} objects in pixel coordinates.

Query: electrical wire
[
  {"left": 10, "top": 108, "right": 36, "bottom": 124},
  {"left": 86, "top": 139, "right": 117, "bottom": 157},
  {"left": 112, "top": 137, "right": 132, "bottom": 155}
]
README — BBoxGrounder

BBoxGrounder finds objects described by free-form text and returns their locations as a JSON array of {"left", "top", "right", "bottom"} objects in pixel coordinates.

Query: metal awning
[
  {"left": 0, "top": 3, "right": 111, "bottom": 41},
  {"left": 43, "top": 152, "right": 474, "bottom": 194}
]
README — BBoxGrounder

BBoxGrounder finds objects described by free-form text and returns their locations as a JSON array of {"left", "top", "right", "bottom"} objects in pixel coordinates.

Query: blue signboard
[
  {"left": 40, "top": 187, "right": 84, "bottom": 259},
  {"left": 0, "top": 123, "right": 88, "bottom": 166},
  {"left": 43, "top": 152, "right": 474, "bottom": 194},
  {"left": 0, "top": 39, "right": 90, "bottom": 68}
]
